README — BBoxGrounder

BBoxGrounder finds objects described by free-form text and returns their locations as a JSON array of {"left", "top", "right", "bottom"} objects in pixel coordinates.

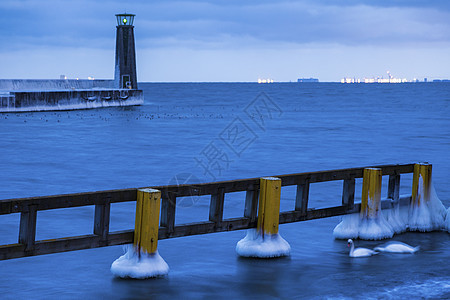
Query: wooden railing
[{"left": 0, "top": 163, "right": 415, "bottom": 260}]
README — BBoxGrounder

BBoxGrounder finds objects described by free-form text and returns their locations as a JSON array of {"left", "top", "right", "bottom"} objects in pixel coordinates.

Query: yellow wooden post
[
  {"left": 360, "top": 168, "right": 382, "bottom": 219},
  {"left": 257, "top": 177, "right": 282, "bottom": 237},
  {"left": 412, "top": 163, "right": 432, "bottom": 207},
  {"left": 134, "top": 188, "right": 161, "bottom": 254}
]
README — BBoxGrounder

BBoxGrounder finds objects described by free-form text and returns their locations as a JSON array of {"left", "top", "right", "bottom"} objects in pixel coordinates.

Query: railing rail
[{"left": 0, "top": 163, "right": 415, "bottom": 260}]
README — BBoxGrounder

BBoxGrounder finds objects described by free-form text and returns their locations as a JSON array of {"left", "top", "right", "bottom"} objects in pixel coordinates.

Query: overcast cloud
[{"left": 1, "top": 0, "right": 449, "bottom": 81}]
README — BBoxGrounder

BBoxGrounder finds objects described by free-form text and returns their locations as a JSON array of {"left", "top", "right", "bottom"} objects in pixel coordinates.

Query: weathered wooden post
[
  {"left": 411, "top": 163, "right": 432, "bottom": 206},
  {"left": 134, "top": 188, "right": 161, "bottom": 254},
  {"left": 111, "top": 188, "right": 169, "bottom": 279},
  {"left": 258, "top": 177, "right": 282, "bottom": 237},
  {"left": 236, "top": 177, "right": 290, "bottom": 258},
  {"left": 360, "top": 168, "right": 382, "bottom": 219}
]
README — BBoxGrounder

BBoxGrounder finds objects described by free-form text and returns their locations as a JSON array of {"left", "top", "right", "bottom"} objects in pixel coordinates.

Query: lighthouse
[{"left": 114, "top": 13, "right": 138, "bottom": 89}]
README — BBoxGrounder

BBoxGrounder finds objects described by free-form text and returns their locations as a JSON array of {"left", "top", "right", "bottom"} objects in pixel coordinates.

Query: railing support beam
[
  {"left": 295, "top": 179, "right": 310, "bottom": 215},
  {"left": 388, "top": 174, "right": 400, "bottom": 203},
  {"left": 160, "top": 192, "right": 176, "bottom": 236},
  {"left": 18, "top": 204, "right": 37, "bottom": 251},
  {"left": 244, "top": 185, "right": 259, "bottom": 223},
  {"left": 94, "top": 198, "right": 111, "bottom": 241},
  {"left": 342, "top": 178, "right": 355, "bottom": 209},
  {"left": 209, "top": 188, "right": 225, "bottom": 225}
]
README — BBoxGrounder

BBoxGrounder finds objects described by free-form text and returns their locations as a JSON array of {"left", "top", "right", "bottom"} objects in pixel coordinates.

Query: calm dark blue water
[{"left": 1, "top": 83, "right": 449, "bottom": 299}]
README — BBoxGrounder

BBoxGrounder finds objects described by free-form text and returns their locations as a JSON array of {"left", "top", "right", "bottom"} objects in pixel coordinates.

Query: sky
[{"left": 0, "top": 0, "right": 449, "bottom": 82}]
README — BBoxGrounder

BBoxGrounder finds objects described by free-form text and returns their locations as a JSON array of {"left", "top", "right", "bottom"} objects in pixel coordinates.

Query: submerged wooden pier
[{"left": 0, "top": 163, "right": 418, "bottom": 260}]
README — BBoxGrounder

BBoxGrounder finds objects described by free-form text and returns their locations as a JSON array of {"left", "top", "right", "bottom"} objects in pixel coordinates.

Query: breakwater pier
[{"left": 0, "top": 13, "right": 143, "bottom": 112}]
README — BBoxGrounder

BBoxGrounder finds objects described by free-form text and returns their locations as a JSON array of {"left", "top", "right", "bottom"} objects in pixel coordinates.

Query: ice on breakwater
[
  {"left": 111, "top": 245, "right": 169, "bottom": 279},
  {"left": 334, "top": 182, "right": 448, "bottom": 240},
  {"left": 236, "top": 229, "right": 291, "bottom": 258}
]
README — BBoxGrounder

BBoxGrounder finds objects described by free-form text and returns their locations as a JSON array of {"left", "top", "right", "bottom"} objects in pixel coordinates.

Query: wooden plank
[
  {"left": 0, "top": 189, "right": 137, "bottom": 215},
  {"left": 280, "top": 205, "right": 359, "bottom": 223},
  {"left": 388, "top": 174, "right": 400, "bottom": 203},
  {"left": 93, "top": 196, "right": 111, "bottom": 241},
  {"left": 277, "top": 163, "right": 413, "bottom": 185},
  {"left": 155, "top": 179, "right": 259, "bottom": 198},
  {"left": 18, "top": 205, "right": 37, "bottom": 251},
  {"left": 160, "top": 192, "right": 176, "bottom": 236},
  {"left": 342, "top": 178, "right": 355, "bottom": 208},
  {"left": 209, "top": 188, "right": 225, "bottom": 224},
  {"left": 0, "top": 230, "right": 134, "bottom": 260},
  {"left": 295, "top": 180, "right": 310, "bottom": 214},
  {"left": 0, "top": 200, "right": 11, "bottom": 215},
  {"left": 244, "top": 186, "right": 259, "bottom": 223},
  {"left": 159, "top": 218, "right": 255, "bottom": 240},
  {"left": 0, "top": 164, "right": 415, "bottom": 215}
]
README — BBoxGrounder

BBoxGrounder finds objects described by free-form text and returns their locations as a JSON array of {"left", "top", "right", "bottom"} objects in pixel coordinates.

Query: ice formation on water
[
  {"left": 384, "top": 204, "right": 409, "bottom": 234},
  {"left": 333, "top": 210, "right": 394, "bottom": 240},
  {"left": 334, "top": 180, "right": 447, "bottom": 240},
  {"left": 333, "top": 213, "right": 360, "bottom": 239},
  {"left": 111, "top": 245, "right": 169, "bottom": 279},
  {"left": 236, "top": 229, "right": 291, "bottom": 258},
  {"left": 408, "top": 181, "right": 446, "bottom": 232},
  {"left": 444, "top": 207, "right": 450, "bottom": 233}
]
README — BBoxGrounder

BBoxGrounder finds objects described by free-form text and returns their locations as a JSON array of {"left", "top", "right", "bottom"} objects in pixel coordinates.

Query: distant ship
[
  {"left": 297, "top": 78, "right": 319, "bottom": 83},
  {"left": 258, "top": 78, "right": 274, "bottom": 83}
]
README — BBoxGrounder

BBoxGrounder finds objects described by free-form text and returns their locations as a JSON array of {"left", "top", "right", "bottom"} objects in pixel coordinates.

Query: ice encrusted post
[
  {"left": 412, "top": 163, "right": 432, "bottom": 208},
  {"left": 111, "top": 188, "right": 169, "bottom": 279},
  {"left": 359, "top": 168, "right": 394, "bottom": 239},
  {"left": 409, "top": 163, "right": 446, "bottom": 231},
  {"left": 236, "top": 177, "right": 291, "bottom": 258},
  {"left": 334, "top": 168, "right": 394, "bottom": 240}
]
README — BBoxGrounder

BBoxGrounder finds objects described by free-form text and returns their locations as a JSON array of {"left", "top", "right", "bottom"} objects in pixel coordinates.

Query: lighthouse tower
[{"left": 114, "top": 13, "right": 138, "bottom": 89}]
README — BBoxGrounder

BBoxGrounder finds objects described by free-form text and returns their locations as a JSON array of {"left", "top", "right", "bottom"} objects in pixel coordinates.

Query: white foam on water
[
  {"left": 408, "top": 179, "right": 446, "bottom": 232},
  {"left": 236, "top": 229, "right": 291, "bottom": 258},
  {"left": 111, "top": 245, "right": 169, "bottom": 279}
]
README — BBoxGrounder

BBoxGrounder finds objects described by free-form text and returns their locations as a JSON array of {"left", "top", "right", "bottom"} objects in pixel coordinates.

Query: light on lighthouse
[{"left": 115, "top": 13, "right": 135, "bottom": 26}]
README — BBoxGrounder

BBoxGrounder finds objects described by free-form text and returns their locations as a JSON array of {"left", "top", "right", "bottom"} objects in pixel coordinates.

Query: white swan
[
  {"left": 374, "top": 241, "right": 419, "bottom": 253},
  {"left": 347, "top": 239, "right": 379, "bottom": 257}
]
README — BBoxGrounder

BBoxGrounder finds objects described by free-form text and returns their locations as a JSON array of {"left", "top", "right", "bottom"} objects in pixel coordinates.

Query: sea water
[{"left": 0, "top": 82, "right": 449, "bottom": 298}]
